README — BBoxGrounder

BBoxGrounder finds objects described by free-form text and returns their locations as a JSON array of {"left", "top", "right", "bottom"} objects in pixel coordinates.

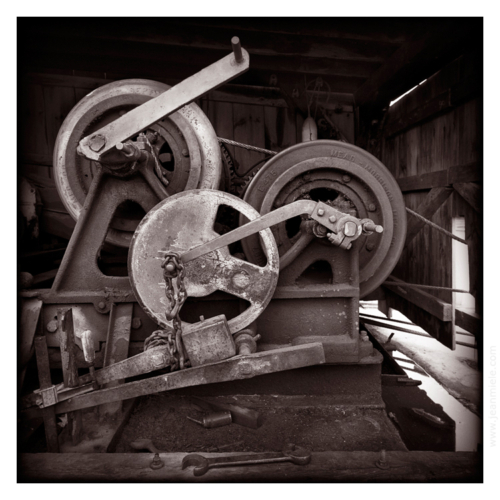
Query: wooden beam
[
  {"left": 383, "top": 287, "right": 455, "bottom": 350},
  {"left": 19, "top": 451, "right": 480, "bottom": 482},
  {"left": 383, "top": 275, "right": 453, "bottom": 322},
  {"left": 384, "top": 76, "right": 480, "bottom": 138},
  {"left": 355, "top": 19, "right": 480, "bottom": 108},
  {"left": 455, "top": 309, "right": 482, "bottom": 337},
  {"left": 396, "top": 162, "right": 481, "bottom": 192},
  {"left": 405, "top": 187, "right": 453, "bottom": 245},
  {"left": 454, "top": 182, "right": 481, "bottom": 213}
]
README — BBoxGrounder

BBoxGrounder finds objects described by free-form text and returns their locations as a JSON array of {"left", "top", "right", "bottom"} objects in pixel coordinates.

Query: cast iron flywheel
[
  {"left": 53, "top": 79, "right": 222, "bottom": 247},
  {"left": 129, "top": 190, "right": 279, "bottom": 333},
  {"left": 240, "top": 140, "right": 407, "bottom": 298}
]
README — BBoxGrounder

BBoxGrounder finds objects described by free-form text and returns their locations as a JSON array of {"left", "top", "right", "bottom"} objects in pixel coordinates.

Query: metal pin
[{"left": 232, "top": 37, "right": 243, "bottom": 63}]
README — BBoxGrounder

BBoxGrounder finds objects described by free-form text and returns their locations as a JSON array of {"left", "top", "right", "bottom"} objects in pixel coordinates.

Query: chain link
[
  {"left": 143, "top": 132, "right": 170, "bottom": 187},
  {"left": 161, "top": 252, "right": 188, "bottom": 369},
  {"left": 143, "top": 329, "right": 179, "bottom": 371}
]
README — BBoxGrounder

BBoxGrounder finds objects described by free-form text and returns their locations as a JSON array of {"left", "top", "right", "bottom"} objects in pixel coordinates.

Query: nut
[
  {"left": 232, "top": 271, "right": 250, "bottom": 289},
  {"left": 317, "top": 208, "right": 325, "bottom": 216},
  {"left": 132, "top": 317, "right": 142, "bottom": 329},
  {"left": 342, "top": 175, "right": 351, "bottom": 183},
  {"left": 181, "top": 148, "right": 189, "bottom": 157},
  {"left": 343, "top": 221, "right": 357, "bottom": 237},
  {"left": 46, "top": 320, "right": 58, "bottom": 333},
  {"left": 366, "top": 243, "right": 375, "bottom": 252},
  {"left": 98, "top": 301, "right": 106, "bottom": 309},
  {"left": 368, "top": 203, "right": 377, "bottom": 212},
  {"left": 328, "top": 215, "right": 337, "bottom": 223}
]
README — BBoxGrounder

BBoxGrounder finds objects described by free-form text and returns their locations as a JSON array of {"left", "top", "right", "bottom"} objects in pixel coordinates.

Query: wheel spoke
[{"left": 213, "top": 255, "right": 277, "bottom": 305}]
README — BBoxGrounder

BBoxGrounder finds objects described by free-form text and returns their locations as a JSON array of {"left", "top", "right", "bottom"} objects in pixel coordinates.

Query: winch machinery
[{"left": 23, "top": 38, "right": 407, "bottom": 416}]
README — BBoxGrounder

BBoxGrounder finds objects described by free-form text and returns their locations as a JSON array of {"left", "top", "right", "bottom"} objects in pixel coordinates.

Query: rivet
[{"left": 368, "top": 203, "right": 376, "bottom": 212}]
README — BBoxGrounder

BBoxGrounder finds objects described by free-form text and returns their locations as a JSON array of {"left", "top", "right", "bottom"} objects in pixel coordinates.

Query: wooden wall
[{"left": 375, "top": 52, "right": 482, "bottom": 348}]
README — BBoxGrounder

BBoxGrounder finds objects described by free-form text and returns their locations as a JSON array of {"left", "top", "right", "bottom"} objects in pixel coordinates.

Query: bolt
[
  {"left": 150, "top": 453, "right": 164, "bottom": 470},
  {"left": 132, "top": 318, "right": 142, "bottom": 330},
  {"left": 343, "top": 221, "right": 357, "bottom": 237},
  {"left": 181, "top": 148, "right": 189, "bottom": 157},
  {"left": 368, "top": 203, "right": 376, "bottom": 212},
  {"left": 89, "top": 134, "right": 106, "bottom": 152},
  {"left": 232, "top": 271, "right": 250, "bottom": 289},
  {"left": 346, "top": 243, "right": 352, "bottom": 250},
  {"left": 376, "top": 449, "right": 389, "bottom": 470},
  {"left": 200, "top": 316, "right": 205, "bottom": 322},
  {"left": 342, "top": 175, "right": 351, "bottom": 183},
  {"left": 98, "top": 301, "right": 106, "bottom": 310},
  {"left": 46, "top": 320, "right": 58, "bottom": 333},
  {"left": 165, "top": 263, "right": 176, "bottom": 273},
  {"left": 317, "top": 208, "right": 325, "bottom": 216},
  {"left": 366, "top": 243, "right": 375, "bottom": 252},
  {"left": 239, "top": 361, "right": 253, "bottom": 375},
  {"left": 328, "top": 215, "right": 337, "bottom": 223}
]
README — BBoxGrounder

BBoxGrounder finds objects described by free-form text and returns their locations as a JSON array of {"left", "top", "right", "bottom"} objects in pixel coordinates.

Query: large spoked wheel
[
  {"left": 53, "top": 79, "right": 222, "bottom": 247},
  {"left": 129, "top": 190, "right": 279, "bottom": 334},
  {"left": 241, "top": 141, "right": 407, "bottom": 298}
]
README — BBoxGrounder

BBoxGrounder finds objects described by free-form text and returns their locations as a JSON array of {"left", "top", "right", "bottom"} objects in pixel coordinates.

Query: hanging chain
[{"left": 143, "top": 252, "right": 188, "bottom": 370}]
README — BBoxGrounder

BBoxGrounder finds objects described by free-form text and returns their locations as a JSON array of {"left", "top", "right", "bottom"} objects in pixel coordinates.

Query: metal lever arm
[
  {"left": 78, "top": 39, "right": 250, "bottom": 161},
  {"left": 181, "top": 199, "right": 365, "bottom": 263}
]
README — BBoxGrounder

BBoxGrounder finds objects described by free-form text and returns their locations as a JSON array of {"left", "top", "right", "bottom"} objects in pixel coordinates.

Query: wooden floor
[{"left": 19, "top": 450, "right": 481, "bottom": 482}]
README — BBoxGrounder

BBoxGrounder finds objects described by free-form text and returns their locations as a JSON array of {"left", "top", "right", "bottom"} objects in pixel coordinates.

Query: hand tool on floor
[
  {"left": 182, "top": 443, "right": 311, "bottom": 476},
  {"left": 186, "top": 411, "right": 232, "bottom": 428}
]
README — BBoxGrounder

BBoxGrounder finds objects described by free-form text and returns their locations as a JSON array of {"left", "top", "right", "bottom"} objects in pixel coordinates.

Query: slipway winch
[{"left": 19, "top": 38, "right": 408, "bottom": 454}]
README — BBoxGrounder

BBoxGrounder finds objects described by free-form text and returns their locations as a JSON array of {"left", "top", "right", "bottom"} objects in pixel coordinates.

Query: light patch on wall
[{"left": 389, "top": 79, "right": 427, "bottom": 107}]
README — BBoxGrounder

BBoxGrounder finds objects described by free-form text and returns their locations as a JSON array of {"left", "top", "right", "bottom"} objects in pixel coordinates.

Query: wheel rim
[
  {"left": 241, "top": 140, "right": 406, "bottom": 297},
  {"left": 129, "top": 190, "right": 279, "bottom": 333},
  {"left": 53, "top": 79, "right": 221, "bottom": 247}
]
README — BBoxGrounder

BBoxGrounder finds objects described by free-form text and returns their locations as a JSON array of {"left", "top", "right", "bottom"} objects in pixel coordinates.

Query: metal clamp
[{"left": 37, "top": 385, "right": 58, "bottom": 407}]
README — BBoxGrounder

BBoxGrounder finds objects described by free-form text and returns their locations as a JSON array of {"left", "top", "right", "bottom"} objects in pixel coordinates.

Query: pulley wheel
[
  {"left": 129, "top": 190, "right": 279, "bottom": 333},
  {"left": 240, "top": 140, "right": 406, "bottom": 298},
  {"left": 53, "top": 79, "right": 222, "bottom": 247}
]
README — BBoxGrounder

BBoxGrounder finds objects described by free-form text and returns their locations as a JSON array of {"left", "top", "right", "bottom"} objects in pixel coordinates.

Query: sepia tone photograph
[{"left": 16, "top": 16, "right": 484, "bottom": 483}]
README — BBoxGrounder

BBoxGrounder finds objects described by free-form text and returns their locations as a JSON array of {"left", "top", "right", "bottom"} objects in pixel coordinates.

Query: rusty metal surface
[
  {"left": 100, "top": 303, "right": 133, "bottom": 416},
  {"left": 241, "top": 140, "right": 407, "bottom": 298},
  {"left": 129, "top": 190, "right": 279, "bottom": 334},
  {"left": 78, "top": 48, "right": 249, "bottom": 160},
  {"left": 182, "top": 315, "right": 236, "bottom": 367},
  {"left": 23, "top": 343, "right": 325, "bottom": 416}
]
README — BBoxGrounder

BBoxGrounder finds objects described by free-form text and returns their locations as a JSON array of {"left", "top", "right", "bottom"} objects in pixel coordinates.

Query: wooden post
[
  {"left": 57, "top": 308, "right": 83, "bottom": 445},
  {"left": 34, "top": 336, "right": 59, "bottom": 453}
]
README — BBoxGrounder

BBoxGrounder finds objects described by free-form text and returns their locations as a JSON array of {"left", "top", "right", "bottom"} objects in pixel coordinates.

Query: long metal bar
[
  {"left": 79, "top": 45, "right": 250, "bottom": 161},
  {"left": 181, "top": 200, "right": 343, "bottom": 263},
  {"left": 22, "top": 343, "right": 325, "bottom": 417}
]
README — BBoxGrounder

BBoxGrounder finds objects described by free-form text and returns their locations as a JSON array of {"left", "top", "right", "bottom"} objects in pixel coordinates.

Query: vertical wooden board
[
  {"left": 458, "top": 99, "right": 479, "bottom": 165},
  {"left": 21, "top": 83, "right": 50, "bottom": 162},
  {"left": 43, "top": 86, "right": 78, "bottom": 160},
  {"left": 233, "top": 103, "right": 265, "bottom": 176},
  {"left": 210, "top": 101, "right": 235, "bottom": 158},
  {"left": 266, "top": 106, "right": 298, "bottom": 151}
]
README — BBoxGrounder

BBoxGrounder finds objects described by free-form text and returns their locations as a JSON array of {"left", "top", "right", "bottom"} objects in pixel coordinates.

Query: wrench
[{"left": 182, "top": 444, "right": 311, "bottom": 476}]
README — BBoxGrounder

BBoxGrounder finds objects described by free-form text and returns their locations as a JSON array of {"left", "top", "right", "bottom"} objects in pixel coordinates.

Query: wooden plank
[
  {"left": 383, "top": 275, "right": 453, "bottom": 322},
  {"left": 57, "top": 308, "right": 83, "bottom": 445},
  {"left": 19, "top": 298, "right": 43, "bottom": 369},
  {"left": 405, "top": 187, "right": 453, "bottom": 245},
  {"left": 454, "top": 182, "right": 481, "bottom": 213},
  {"left": 384, "top": 289, "right": 455, "bottom": 350},
  {"left": 34, "top": 336, "right": 59, "bottom": 453},
  {"left": 464, "top": 207, "right": 482, "bottom": 312},
  {"left": 396, "top": 162, "right": 481, "bottom": 192},
  {"left": 455, "top": 309, "right": 482, "bottom": 337},
  {"left": 18, "top": 451, "right": 480, "bottom": 482}
]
